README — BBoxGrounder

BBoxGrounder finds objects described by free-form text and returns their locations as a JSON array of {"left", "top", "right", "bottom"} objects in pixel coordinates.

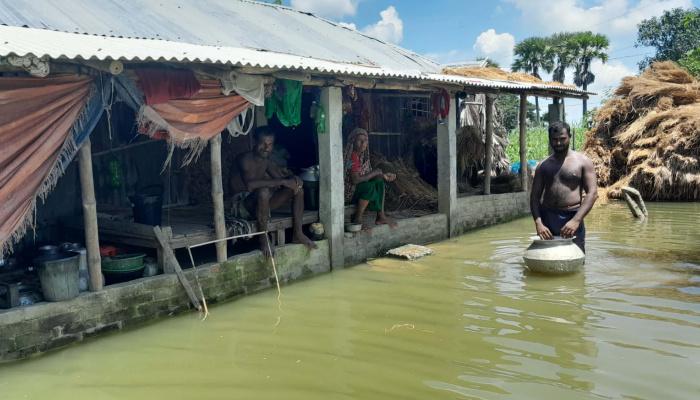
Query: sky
[{"left": 282, "top": 0, "right": 700, "bottom": 123}]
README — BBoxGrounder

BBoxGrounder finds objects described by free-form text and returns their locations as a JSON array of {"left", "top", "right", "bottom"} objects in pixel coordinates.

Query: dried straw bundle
[
  {"left": 442, "top": 66, "right": 576, "bottom": 88},
  {"left": 371, "top": 153, "right": 438, "bottom": 211},
  {"left": 583, "top": 61, "right": 700, "bottom": 200}
]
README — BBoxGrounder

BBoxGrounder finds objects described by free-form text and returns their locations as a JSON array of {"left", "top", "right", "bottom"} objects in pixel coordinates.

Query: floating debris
[{"left": 387, "top": 244, "right": 434, "bottom": 260}]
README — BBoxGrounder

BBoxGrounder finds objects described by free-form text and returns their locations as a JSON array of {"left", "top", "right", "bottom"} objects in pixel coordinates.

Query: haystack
[
  {"left": 371, "top": 152, "right": 438, "bottom": 211},
  {"left": 442, "top": 66, "right": 577, "bottom": 88},
  {"left": 583, "top": 62, "right": 700, "bottom": 200}
]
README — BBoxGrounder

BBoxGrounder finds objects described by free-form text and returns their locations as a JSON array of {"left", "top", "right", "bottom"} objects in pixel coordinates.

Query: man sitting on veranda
[{"left": 236, "top": 127, "right": 316, "bottom": 257}]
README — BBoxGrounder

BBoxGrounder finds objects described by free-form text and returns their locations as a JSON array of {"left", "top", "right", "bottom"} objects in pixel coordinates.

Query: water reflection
[{"left": 0, "top": 203, "right": 699, "bottom": 400}]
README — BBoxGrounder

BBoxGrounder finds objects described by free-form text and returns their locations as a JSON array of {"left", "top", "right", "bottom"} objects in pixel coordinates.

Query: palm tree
[
  {"left": 512, "top": 37, "right": 554, "bottom": 125},
  {"left": 571, "top": 32, "right": 609, "bottom": 118},
  {"left": 549, "top": 32, "right": 578, "bottom": 83}
]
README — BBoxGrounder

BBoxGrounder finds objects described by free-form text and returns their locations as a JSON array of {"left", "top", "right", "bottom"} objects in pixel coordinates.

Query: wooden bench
[{"left": 65, "top": 205, "right": 319, "bottom": 271}]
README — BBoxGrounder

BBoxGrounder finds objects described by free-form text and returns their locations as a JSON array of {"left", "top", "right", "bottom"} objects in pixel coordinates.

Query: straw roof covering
[
  {"left": 583, "top": 61, "right": 700, "bottom": 200},
  {"left": 442, "top": 66, "right": 577, "bottom": 89}
]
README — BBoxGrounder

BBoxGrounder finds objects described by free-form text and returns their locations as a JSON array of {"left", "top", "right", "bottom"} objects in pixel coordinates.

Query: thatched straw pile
[
  {"left": 442, "top": 66, "right": 577, "bottom": 88},
  {"left": 371, "top": 152, "right": 438, "bottom": 211},
  {"left": 583, "top": 61, "right": 700, "bottom": 200}
]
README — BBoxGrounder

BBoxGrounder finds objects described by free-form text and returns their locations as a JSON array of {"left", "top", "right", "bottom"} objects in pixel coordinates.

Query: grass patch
[{"left": 505, "top": 122, "right": 587, "bottom": 163}]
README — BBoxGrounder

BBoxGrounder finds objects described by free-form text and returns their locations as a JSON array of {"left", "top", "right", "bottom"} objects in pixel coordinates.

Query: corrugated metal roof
[
  {"left": 0, "top": 0, "right": 438, "bottom": 73},
  {"left": 0, "top": 0, "right": 590, "bottom": 96}
]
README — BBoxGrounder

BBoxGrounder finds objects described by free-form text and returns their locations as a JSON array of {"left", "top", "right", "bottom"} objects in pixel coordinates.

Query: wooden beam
[
  {"left": 153, "top": 227, "right": 202, "bottom": 311},
  {"left": 78, "top": 138, "right": 103, "bottom": 291},
  {"left": 483, "top": 94, "right": 495, "bottom": 195},
  {"left": 210, "top": 134, "right": 227, "bottom": 263},
  {"left": 519, "top": 93, "right": 528, "bottom": 192}
]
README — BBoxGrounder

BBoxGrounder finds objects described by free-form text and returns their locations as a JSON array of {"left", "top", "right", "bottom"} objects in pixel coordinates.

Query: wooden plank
[
  {"left": 78, "top": 139, "right": 103, "bottom": 292},
  {"left": 153, "top": 226, "right": 201, "bottom": 311}
]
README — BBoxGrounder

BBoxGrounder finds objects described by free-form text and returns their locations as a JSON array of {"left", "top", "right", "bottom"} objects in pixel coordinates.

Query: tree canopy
[{"left": 636, "top": 8, "right": 700, "bottom": 70}]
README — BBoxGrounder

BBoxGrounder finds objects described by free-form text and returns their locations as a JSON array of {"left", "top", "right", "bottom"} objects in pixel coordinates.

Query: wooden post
[
  {"left": 437, "top": 95, "right": 457, "bottom": 236},
  {"left": 519, "top": 93, "right": 528, "bottom": 192},
  {"left": 210, "top": 134, "right": 227, "bottom": 263},
  {"left": 484, "top": 94, "right": 495, "bottom": 195},
  {"left": 78, "top": 138, "right": 103, "bottom": 291}
]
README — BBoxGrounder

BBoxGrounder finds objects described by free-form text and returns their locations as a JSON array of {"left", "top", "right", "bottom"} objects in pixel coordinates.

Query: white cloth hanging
[
  {"left": 219, "top": 71, "right": 265, "bottom": 106},
  {"left": 227, "top": 105, "right": 255, "bottom": 137}
]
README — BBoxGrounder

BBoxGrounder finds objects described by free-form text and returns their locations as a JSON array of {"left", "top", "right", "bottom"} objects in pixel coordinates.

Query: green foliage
[
  {"left": 496, "top": 94, "right": 536, "bottom": 132},
  {"left": 511, "top": 37, "right": 554, "bottom": 78},
  {"left": 636, "top": 8, "right": 700, "bottom": 70},
  {"left": 571, "top": 32, "right": 609, "bottom": 89},
  {"left": 505, "top": 121, "right": 588, "bottom": 163},
  {"left": 548, "top": 32, "right": 578, "bottom": 83},
  {"left": 505, "top": 126, "right": 550, "bottom": 163},
  {"left": 679, "top": 47, "right": 700, "bottom": 76}
]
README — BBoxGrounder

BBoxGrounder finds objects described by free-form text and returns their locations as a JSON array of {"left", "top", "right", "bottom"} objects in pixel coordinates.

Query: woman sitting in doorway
[{"left": 343, "top": 128, "right": 397, "bottom": 228}]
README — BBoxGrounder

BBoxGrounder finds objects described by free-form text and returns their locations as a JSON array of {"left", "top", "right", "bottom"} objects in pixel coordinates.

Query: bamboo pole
[
  {"left": 483, "top": 94, "right": 495, "bottom": 195},
  {"left": 78, "top": 138, "right": 103, "bottom": 291},
  {"left": 210, "top": 134, "right": 227, "bottom": 263},
  {"left": 519, "top": 93, "right": 528, "bottom": 192},
  {"left": 153, "top": 227, "right": 202, "bottom": 311}
]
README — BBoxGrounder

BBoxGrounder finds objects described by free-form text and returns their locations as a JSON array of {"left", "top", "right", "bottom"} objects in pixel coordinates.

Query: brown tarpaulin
[
  {"left": 138, "top": 80, "right": 250, "bottom": 164},
  {"left": 0, "top": 75, "right": 92, "bottom": 254}
]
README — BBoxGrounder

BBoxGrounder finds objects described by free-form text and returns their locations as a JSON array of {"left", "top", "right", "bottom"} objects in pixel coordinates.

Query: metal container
[
  {"left": 301, "top": 166, "right": 320, "bottom": 211},
  {"left": 523, "top": 236, "right": 585, "bottom": 274}
]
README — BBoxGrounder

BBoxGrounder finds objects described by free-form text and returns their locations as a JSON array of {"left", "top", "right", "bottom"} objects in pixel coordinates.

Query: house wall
[
  {"left": 343, "top": 214, "right": 448, "bottom": 266},
  {"left": 0, "top": 241, "right": 330, "bottom": 362},
  {"left": 452, "top": 192, "right": 530, "bottom": 236}
]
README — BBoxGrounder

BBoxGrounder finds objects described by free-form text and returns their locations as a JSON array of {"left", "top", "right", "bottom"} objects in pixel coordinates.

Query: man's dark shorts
[{"left": 541, "top": 208, "right": 586, "bottom": 252}]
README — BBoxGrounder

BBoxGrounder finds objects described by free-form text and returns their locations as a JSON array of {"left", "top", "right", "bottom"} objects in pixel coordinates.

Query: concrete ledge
[
  {"left": 0, "top": 241, "right": 329, "bottom": 362},
  {"left": 343, "top": 213, "right": 448, "bottom": 266},
  {"left": 452, "top": 192, "right": 529, "bottom": 236}
]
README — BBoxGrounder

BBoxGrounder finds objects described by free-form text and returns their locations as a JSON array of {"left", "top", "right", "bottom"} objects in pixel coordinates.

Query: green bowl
[{"left": 102, "top": 254, "right": 145, "bottom": 273}]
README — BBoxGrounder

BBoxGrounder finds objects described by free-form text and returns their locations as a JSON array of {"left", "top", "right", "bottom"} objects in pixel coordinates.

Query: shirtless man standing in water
[{"left": 531, "top": 121, "right": 598, "bottom": 252}]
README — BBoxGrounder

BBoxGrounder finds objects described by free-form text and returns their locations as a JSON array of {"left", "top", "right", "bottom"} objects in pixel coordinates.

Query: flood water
[{"left": 1, "top": 202, "right": 699, "bottom": 399}]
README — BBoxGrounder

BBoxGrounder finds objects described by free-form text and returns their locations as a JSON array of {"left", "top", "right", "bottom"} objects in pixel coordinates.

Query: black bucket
[{"left": 129, "top": 185, "right": 163, "bottom": 226}]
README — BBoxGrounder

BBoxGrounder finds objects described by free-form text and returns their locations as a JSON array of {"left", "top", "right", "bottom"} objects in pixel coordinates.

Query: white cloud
[
  {"left": 338, "top": 22, "right": 358, "bottom": 30},
  {"left": 506, "top": 0, "right": 693, "bottom": 38},
  {"left": 290, "top": 0, "right": 358, "bottom": 19},
  {"left": 362, "top": 6, "right": 404, "bottom": 44},
  {"left": 473, "top": 29, "right": 516, "bottom": 67}
]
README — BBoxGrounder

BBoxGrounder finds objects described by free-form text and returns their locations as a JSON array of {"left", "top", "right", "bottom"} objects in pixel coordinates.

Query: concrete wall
[
  {"left": 343, "top": 214, "right": 448, "bottom": 266},
  {"left": 0, "top": 241, "right": 329, "bottom": 362},
  {"left": 452, "top": 192, "right": 530, "bottom": 236}
]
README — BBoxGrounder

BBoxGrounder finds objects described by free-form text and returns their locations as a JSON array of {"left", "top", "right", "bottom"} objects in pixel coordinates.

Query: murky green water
[{"left": 2, "top": 202, "right": 700, "bottom": 400}]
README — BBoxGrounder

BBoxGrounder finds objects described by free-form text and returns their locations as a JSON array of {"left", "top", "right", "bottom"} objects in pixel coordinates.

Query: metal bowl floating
[{"left": 523, "top": 236, "right": 585, "bottom": 274}]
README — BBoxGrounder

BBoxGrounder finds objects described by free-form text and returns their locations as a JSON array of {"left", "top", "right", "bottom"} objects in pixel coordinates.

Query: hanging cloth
[
  {"left": 135, "top": 68, "right": 201, "bottom": 105},
  {"left": 219, "top": 71, "right": 265, "bottom": 106},
  {"left": 265, "top": 79, "right": 302, "bottom": 127},
  {"left": 0, "top": 75, "right": 93, "bottom": 255},
  {"left": 137, "top": 80, "right": 250, "bottom": 164},
  {"left": 227, "top": 106, "right": 255, "bottom": 137}
]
